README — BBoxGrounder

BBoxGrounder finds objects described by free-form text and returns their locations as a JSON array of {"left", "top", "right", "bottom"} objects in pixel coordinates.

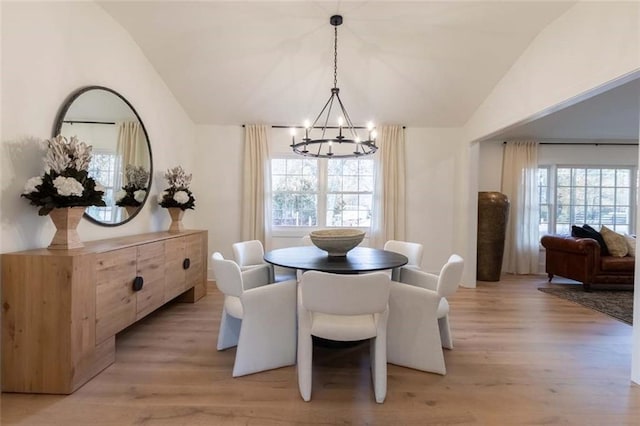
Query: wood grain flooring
[{"left": 2, "top": 275, "right": 638, "bottom": 425}]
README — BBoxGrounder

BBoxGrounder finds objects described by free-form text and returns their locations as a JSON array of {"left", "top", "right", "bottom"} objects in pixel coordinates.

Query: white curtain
[
  {"left": 117, "top": 121, "right": 146, "bottom": 172},
  {"left": 371, "top": 125, "right": 406, "bottom": 248},
  {"left": 241, "top": 124, "right": 270, "bottom": 245},
  {"left": 501, "top": 141, "right": 540, "bottom": 274}
]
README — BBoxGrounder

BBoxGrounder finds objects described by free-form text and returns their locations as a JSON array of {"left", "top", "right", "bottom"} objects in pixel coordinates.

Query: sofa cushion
[
  {"left": 571, "top": 225, "right": 610, "bottom": 256},
  {"left": 600, "top": 255, "right": 635, "bottom": 272},
  {"left": 600, "top": 225, "right": 628, "bottom": 257},
  {"left": 624, "top": 234, "right": 636, "bottom": 257}
]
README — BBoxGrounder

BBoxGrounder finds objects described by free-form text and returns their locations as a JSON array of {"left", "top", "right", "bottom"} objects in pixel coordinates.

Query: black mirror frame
[{"left": 53, "top": 85, "right": 153, "bottom": 227}]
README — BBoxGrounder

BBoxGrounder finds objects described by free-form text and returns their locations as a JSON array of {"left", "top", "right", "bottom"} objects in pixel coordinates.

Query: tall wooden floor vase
[{"left": 477, "top": 192, "right": 510, "bottom": 281}]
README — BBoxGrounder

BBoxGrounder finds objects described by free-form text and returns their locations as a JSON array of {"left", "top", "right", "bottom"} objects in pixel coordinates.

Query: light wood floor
[{"left": 2, "top": 275, "right": 638, "bottom": 425}]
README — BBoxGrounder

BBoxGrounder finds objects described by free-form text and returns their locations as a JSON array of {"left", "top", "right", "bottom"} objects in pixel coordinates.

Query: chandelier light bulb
[
  {"left": 289, "top": 127, "right": 296, "bottom": 145},
  {"left": 338, "top": 117, "right": 344, "bottom": 127},
  {"left": 367, "top": 121, "right": 374, "bottom": 131}
]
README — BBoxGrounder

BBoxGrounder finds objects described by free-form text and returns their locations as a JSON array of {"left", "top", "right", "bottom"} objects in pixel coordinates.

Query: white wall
[
  {"left": 405, "top": 128, "right": 466, "bottom": 273},
  {"left": 478, "top": 141, "right": 504, "bottom": 191},
  {"left": 1, "top": 2, "right": 196, "bottom": 254},
  {"left": 193, "top": 125, "right": 244, "bottom": 264}
]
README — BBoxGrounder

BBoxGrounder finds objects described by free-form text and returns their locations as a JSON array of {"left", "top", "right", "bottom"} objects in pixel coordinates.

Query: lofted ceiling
[{"left": 99, "top": 1, "right": 576, "bottom": 128}]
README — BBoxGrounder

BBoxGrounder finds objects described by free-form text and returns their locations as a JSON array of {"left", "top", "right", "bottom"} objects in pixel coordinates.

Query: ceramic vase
[
  {"left": 125, "top": 206, "right": 137, "bottom": 217},
  {"left": 167, "top": 207, "right": 185, "bottom": 232},
  {"left": 48, "top": 206, "right": 86, "bottom": 250}
]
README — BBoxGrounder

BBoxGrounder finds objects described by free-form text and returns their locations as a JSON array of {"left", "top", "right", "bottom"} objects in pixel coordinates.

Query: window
[
  {"left": 272, "top": 158, "right": 318, "bottom": 226},
  {"left": 539, "top": 165, "right": 636, "bottom": 235},
  {"left": 87, "top": 151, "right": 121, "bottom": 222},
  {"left": 271, "top": 157, "right": 374, "bottom": 229}
]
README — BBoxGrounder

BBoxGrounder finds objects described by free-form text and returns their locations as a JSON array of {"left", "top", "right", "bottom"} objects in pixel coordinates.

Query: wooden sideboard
[{"left": 1, "top": 230, "right": 208, "bottom": 394}]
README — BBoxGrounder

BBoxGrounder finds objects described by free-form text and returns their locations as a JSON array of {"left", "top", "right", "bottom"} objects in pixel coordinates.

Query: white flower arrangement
[
  {"left": 158, "top": 166, "right": 196, "bottom": 210},
  {"left": 115, "top": 164, "right": 150, "bottom": 207},
  {"left": 21, "top": 135, "right": 106, "bottom": 216}
]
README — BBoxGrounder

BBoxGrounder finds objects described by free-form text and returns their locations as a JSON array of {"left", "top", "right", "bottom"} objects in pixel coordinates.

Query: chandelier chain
[{"left": 333, "top": 26, "right": 338, "bottom": 89}]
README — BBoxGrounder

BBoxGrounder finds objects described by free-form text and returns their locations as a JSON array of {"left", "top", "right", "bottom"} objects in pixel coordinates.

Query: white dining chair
[
  {"left": 297, "top": 270, "right": 391, "bottom": 403},
  {"left": 232, "top": 239, "right": 296, "bottom": 283},
  {"left": 211, "top": 252, "right": 297, "bottom": 377},
  {"left": 383, "top": 240, "right": 424, "bottom": 280},
  {"left": 398, "top": 254, "right": 464, "bottom": 349}
]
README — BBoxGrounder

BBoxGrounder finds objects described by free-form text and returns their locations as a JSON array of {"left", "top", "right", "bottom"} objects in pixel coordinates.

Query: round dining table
[{"left": 263, "top": 245, "right": 408, "bottom": 274}]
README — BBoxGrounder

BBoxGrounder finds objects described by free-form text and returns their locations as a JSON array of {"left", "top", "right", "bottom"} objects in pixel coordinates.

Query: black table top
[{"left": 263, "top": 246, "right": 408, "bottom": 274}]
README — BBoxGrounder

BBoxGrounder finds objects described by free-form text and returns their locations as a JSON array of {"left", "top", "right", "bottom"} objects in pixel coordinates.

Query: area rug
[{"left": 538, "top": 285, "right": 634, "bottom": 325}]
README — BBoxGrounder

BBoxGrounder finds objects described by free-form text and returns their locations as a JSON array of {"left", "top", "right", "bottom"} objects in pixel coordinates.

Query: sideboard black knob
[
  {"left": 132, "top": 276, "right": 144, "bottom": 291},
  {"left": 183, "top": 258, "right": 191, "bottom": 270}
]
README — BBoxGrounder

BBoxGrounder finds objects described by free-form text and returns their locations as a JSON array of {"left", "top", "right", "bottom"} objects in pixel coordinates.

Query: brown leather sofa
[{"left": 541, "top": 235, "right": 634, "bottom": 291}]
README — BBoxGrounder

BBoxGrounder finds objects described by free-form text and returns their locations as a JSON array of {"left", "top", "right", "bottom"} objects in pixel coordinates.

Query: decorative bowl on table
[{"left": 309, "top": 229, "right": 366, "bottom": 257}]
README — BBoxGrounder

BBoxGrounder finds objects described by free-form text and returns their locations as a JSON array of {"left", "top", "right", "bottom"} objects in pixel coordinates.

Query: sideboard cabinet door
[
  {"left": 135, "top": 241, "right": 166, "bottom": 320},
  {"left": 95, "top": 247, "right": 137, "bottom": 344}
]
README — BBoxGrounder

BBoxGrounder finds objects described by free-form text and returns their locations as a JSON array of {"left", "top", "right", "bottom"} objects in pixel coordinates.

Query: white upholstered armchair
[
  {"left": 398, "top": 254, "right": 464, "bottom": 349},
  {"left": 211, "top": 252, "right": 297, "bottom": 377},
  {"left": 232, "top": 239, "right": 296, "bottom": 282},
  {"left": 383, "top": 240, "right": 424, "bottom": 280},
  {"left": 297, "top": 271, "right": 391, "bottom": 403}
]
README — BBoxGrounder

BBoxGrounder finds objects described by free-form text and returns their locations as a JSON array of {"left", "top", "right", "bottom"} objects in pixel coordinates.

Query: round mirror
[{"left": 53, "top": 86, "right": 152, "bottom": 226}]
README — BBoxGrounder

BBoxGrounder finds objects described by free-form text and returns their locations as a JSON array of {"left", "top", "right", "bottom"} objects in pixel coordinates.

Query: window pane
[
  {"left": 272, "top": 159, "right": 286, "bottom": 174},
  {"left": 538, "top": 168, "right": 548, "bottom": 186},
  {"left": 586, "top": 169, "right": 600, "bottom": 186},
  {"left": 617, "top": 169, "right": 631, "bottom": 186},
  {"left": 586, "top": 187, "right": 600, "bottom": 206},
  {"left": 572, "top": 168, "right": 585, "bottom": 186},
  {"left": 617, "top": 188, "right": 630, "bottom": 204},
  {"left": 574, "top": 206, "right": 585, "bottom": 224},
  {"left": 602, "top": 169, "right": 616, "bottom": 187},
  {"left": 557, "top": 168, "right": 571, "bottom": 186},
  {"left": 601, "top": 188, "right": 615, "bottom": 205},
  {"left": 328, "top": 176, "right": 342, "bottom": 192},
  {"left": 287, "top": 160, "right": 302, "bottom": 174},
  {"left": 573, "top": 186, "right": 585, "bottom": 206},
  {"left": 343, "top": 176, "right": 359, "bottom": 192},
  {"left": 586, "top": 206, "right": 600, "bottom": 223},
  {"left": 557, "top": 187, "right": 570, "bottom": 207}
]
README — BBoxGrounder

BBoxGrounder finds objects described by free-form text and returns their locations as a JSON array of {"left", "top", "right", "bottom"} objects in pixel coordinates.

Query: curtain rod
[
  {"left": 503, "top": 141, "right": 638, "bottom": 146},
  {"left": 242, "top": 125, "right": 406, "bottom": 129},
  {"left": 63, "top": 120, "right": 116, "bottom": 125}
]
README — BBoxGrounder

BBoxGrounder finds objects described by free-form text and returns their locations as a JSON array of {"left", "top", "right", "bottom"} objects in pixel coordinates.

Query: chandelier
[{"left": 290, "top": 15, "right": 377, "bottom": 158}]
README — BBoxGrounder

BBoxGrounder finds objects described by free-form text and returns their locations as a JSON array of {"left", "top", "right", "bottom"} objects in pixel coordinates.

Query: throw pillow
[
  {"left": 624, "top": 234, "right": 636, "bottom": 257},
  {"left": 571, "top": 224, "right": 610, "bottom": 256},
  {"left": 582, "top": 224, "right": 611, "bottom": 256},
  {"left": 600, "top": 225, "right": 628, "bottom": 257}
]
